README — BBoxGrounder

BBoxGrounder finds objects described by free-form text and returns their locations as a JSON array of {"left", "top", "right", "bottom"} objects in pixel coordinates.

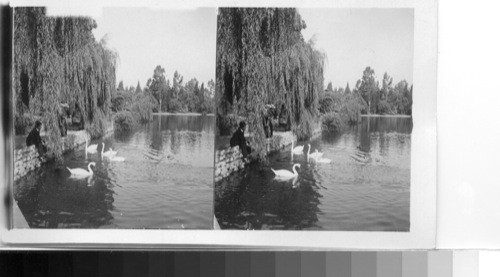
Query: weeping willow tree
[
  {"left": 13, "top": 7, "right": 117, "bottom": 159},
  {"left": 216, "top": 8, "right": 326, "bottom": 158}
]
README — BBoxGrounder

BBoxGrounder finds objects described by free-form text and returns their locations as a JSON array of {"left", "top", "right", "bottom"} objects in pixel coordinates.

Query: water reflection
[
  {"left": 215, "top": 116, "right": 412, "bottom": 231},
  {"left": 215, "top": 163, "right": 323, "bottom": 230},
  {"left": 16, "top": 161, "right": 115, "bottom": 228},
  {"left": 15, "top": 114, "right": 215, "bottom": 229}
]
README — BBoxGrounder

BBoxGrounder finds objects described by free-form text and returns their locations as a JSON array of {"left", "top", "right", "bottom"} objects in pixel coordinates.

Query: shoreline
[
  {"left": 153, "top": 112, "right": 214, "bottom": 116},
  {"left": 361, "top": 114, "right": 411, "bottom": 118}
]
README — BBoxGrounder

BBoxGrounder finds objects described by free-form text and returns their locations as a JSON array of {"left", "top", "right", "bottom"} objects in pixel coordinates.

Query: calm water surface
[
  {"left": 15, "top": 114, "right": 214, "bottom": 229},
  {"left": 215, "top": 116, "right": 412, "bottom": 231}
]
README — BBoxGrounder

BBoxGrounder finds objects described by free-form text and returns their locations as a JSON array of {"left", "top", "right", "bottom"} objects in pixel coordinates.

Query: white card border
[{"left": 0, "top": 0, "right": 437, "bottom": 250}]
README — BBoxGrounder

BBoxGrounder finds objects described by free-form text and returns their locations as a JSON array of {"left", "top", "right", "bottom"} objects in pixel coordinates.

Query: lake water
[
  {"left": 14, "top": 114, "right": 215, "bottom": 229},
  {"left": 214, "top": 116, "right": 412, "bottom": 231}
]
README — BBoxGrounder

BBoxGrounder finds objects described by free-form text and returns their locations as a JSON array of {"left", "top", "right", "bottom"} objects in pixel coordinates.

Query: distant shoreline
[
  {"left": 153, "top": 112, "right": 215, "bottom": 116},
  {"left": 361, "top": 114, "right": 411, "bottom": 118}
]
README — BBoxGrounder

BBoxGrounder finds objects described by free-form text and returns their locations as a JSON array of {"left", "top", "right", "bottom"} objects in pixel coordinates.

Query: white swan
[
  {"left": 67, "top": 162, "right": 96, "bottom": 178},
  {"left": 107, "top": 148, "right": 118, "bottom": 156},
  {"left": 291, "top": 141, "right": 304, "bottom": 155},
  {"left": 101, "top": 143, "right": 117, "bottom": 158},
  {"left": 314, "top": 157, "right": 332, "bottom": 164},
  {"left": 271, "top": 163, "right": 301, "bottom": 180},
  {"left": 85, "top": 138, "right": 98, "bottom": 154},
  {"left": 109, "top": 156, "right": 125, "bottom": 162},
  {"left": 307, "top": 144, "right": 324, "bottom": 160}
]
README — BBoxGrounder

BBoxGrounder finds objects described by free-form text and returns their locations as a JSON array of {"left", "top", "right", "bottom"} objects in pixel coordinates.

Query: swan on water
[
  {"left": 109, "top": 156, "right": 125, "bottom": 162},
  {"left": 307, "top": 144, "right": 324, "bottom": 160},
  {"left": 314, "top": 157, "right": 332, "bottom": 164},
  {"left": 67, "top": 162, "right": 96, "bottom": 178},
  {"left": 85, "top": 138, "right": 98, "bottom": 154},
  {"left": 271, "top": 163, "right": 301, "bottom": 180},
  {"left": 107, "top": 148, "right": 117, "bottom": 156},
  {"left": 291, "top": 141, "right": 304, "bottom": 155},
  {"left": 305, "top": 144, "right": 330, "bottom": 163},
  {"left": 101, "top": 142, "right": 117, "bottom": 158}
]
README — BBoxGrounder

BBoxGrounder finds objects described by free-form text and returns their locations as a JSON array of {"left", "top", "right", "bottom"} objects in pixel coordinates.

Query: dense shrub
[
  {"left": 131, "top": 92, "right": 157, "bottom": 123},
  {"left": 112, "top": 91, "right": 155, "bottom": 132},
  {"left": 86, "top": 109, "right": 108, "bottom": 139},
  {"left": 319, "top": 95, "right": 335, "bottom": 114},
  {"left": 14, "top": 113, "right": 36, "bottom": 135},
  {"left": 111, "top": 92, "right": 133, "bottom": 112},
  {"left": 340, "top": 94, "right": 365, "bottom": 125},
  {"left": 217, "top": 113, "right": 239, "bottom": 136},
  {"left": 114, "top": 111, "right": 136, "bottom": 132},
  {"left": 321, "top": 112, "right": 344, "bottom": 134},
  {"left": 293, "top": 111, "right": 316, "bottom": 140},
  {"left": 319, "top": 91, "right": 342, "bottom": 114}
]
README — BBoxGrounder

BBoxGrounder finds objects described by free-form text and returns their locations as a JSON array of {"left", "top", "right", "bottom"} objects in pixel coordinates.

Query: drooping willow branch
[
  {"left": 13, "top": 7, "right": 117, "bottom": 159},
  {"left": 216, "top": 8, "right": 325, "bottom": 158}
]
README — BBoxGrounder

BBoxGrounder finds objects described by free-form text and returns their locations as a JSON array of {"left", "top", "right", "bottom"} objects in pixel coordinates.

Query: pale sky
[
  {"left": 299, "top": 8, "right": 414, "bottom": 89},
  {"left": 91, "top": 8, "right": 412, "bottom": 90},
  {"left": 93, "top": 7, "right": 216, "bottom": 89}
]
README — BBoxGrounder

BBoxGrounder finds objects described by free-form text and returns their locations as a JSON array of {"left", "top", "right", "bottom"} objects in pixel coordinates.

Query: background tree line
[
  {"left": 111, "top": 66, "right": 215, "bottom": 132},
  {"left": 142, "top": 65, "right": 215, "bottom": 114},
  {"left": 13, "top": 7, "right": 117, "bottom": 158},
  {"left": 319, "top": 66, "right": 413, "bottom": 134},
  {"left": 320, "top": 67, "right": 413, "bottom": 118}
]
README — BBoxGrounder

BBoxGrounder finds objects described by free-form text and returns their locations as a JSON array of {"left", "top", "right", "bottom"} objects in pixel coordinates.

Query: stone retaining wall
[
  {"left": 214, "top": 131, "right": 297, "bottom": 182},
  {"left": 214, "top": 124, "right": 321, "bottom": 182},
  {"left": 214, "top": 147, "right": 246, "bottom": 182},
  {"left": 14, "top": 146, "right": 47, "bottom": 181},
  {"left": 13, "top": 122, "right": 114, "bottom": 181},
  {"left": 14, "top": 130, "right": 90, "bottom": 181}
]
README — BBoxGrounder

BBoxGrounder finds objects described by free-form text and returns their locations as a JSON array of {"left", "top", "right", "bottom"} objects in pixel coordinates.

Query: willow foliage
[
  {"left": 216, "top": 8, "right": 325, "bottom": 158},
  {"left": 13, "top": 7, "right": 117, "bottom": 158}
]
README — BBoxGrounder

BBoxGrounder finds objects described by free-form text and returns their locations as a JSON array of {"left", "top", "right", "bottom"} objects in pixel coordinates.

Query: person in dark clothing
[
  {"left": 58, "top": 104, "right": 68, "bottom": 137},
  {"left": 72, "top": 103, "right": 85, "bottom": 130},
  {"left": 263, "top": 104, "right": 275, "bottom": 138},
  {"left": 262, "top": 116, "right": 272, "bottom": 138},
  {"left": 26, "top": 120, "right": 47, "bottom": 156},
  {"left": 59, "top": 114, "right": 67, "bottom": 137},
  {"left": 230, "top": 121, "right": 251, "bottom": 157}
]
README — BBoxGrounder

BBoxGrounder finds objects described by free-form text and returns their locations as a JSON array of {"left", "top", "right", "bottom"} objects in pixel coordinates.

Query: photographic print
[
  {"left": 11, "top": 7, "right": 216, "bottom": 229},
  {"left": 214, "top": 8, "right": 414, "bottom": 231}
]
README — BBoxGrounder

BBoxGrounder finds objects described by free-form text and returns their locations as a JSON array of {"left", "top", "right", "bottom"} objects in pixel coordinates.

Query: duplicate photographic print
[
  {"left": 214, "top": 8, "right": 414, "bottom": 231},
  {"left": 11, "top": 7, "right": 216, "bottom": 229}
]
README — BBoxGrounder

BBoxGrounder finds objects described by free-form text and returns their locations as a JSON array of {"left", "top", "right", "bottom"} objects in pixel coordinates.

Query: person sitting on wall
[
  {"left": 230, "top": 121, "right": 251, "bottom": 157},
  {"left": 26, "top": 120, "right": 47, "bottom": 156}
]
